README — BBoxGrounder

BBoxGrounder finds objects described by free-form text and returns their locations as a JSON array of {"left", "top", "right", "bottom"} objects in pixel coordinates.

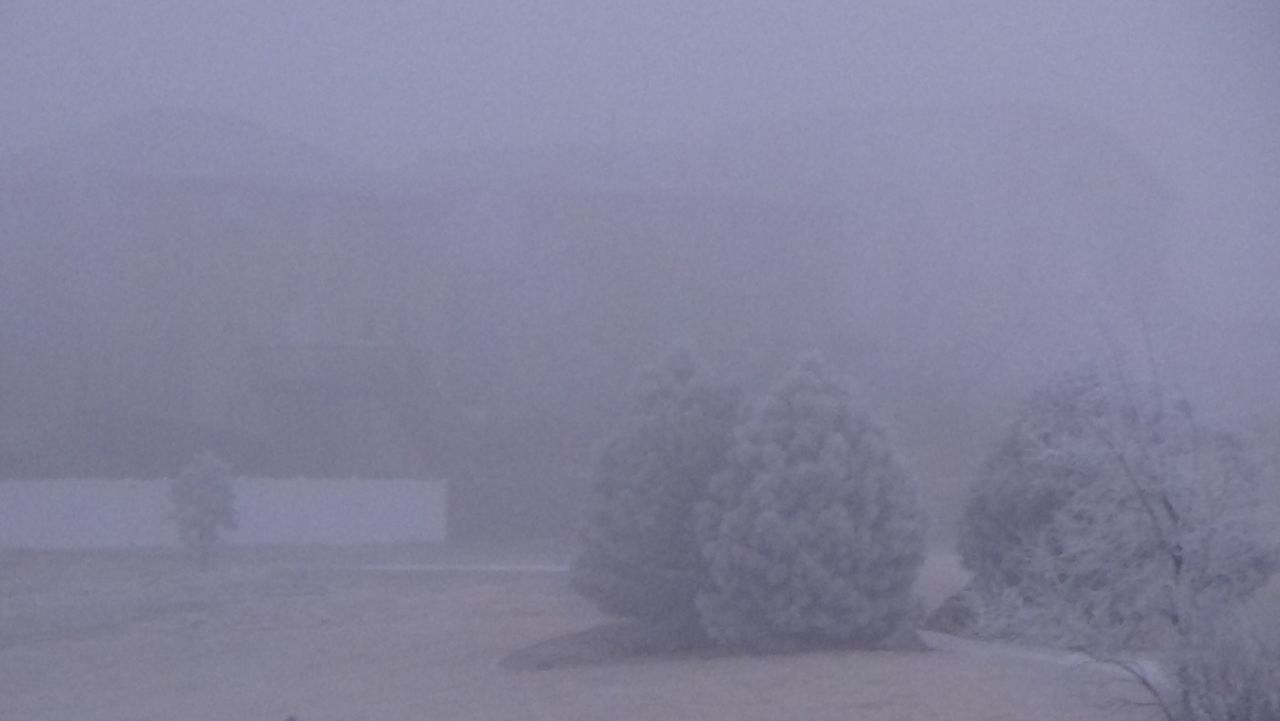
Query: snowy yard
[{"left": 1, "top": 547, "right": 1159, "bottom": 721}]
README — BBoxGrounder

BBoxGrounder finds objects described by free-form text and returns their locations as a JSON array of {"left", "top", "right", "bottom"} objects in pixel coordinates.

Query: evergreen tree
[
  {"left": 571, "top": 351, "right": 741, "bottom": 632},
  {"left": 697, "top": 355, "right": 924, "bottom": 649}
]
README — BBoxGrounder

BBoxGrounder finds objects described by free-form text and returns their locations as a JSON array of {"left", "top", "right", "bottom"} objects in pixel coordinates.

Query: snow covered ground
[{"left": 0, "top": 546, "right": 1160, "bottom": 721}]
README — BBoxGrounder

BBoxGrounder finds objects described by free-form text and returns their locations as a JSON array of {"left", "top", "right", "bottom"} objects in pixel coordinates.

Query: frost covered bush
[
  {"left": 957, "top": 367, "right": 1276, "bottom": 651},
  {"left": 1097, "top": 603, "right": 1280, "bottom": 721},
  {"left": 170, "top": 451, "right": 238, "bottom": 569},
  {"left": 1162, "top": 608, "right": 1280, "bottom": 721},
  {"left": 571, "top": 352, "right": 741, "bottom": 632},
  {"left": 696, "top": 356, "right": 924, "bottom": 649}
]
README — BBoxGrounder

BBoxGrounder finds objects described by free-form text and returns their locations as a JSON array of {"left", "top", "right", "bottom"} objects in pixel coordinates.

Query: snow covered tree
[
  {"left": 957, "top": 367, "right": 1276, "bottom": 651},
  {"left": 696, "top": 355, "right": 924, "bottom": 649},
  {"left": 170, "top": 451, "right": 238, "bottom": 569},
  {"left": 571, "top": 351, "right": 741, "bottom": 632}
]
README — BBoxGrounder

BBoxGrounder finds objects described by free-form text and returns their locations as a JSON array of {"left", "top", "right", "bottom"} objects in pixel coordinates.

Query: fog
[{"left": 1, "top": 0, "right": 1277, "bottom": 542}]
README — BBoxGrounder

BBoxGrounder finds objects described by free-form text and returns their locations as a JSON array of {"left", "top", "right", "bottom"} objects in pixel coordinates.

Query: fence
[{"left": 0, "top": 478, "right": 447, "bottom": 548}]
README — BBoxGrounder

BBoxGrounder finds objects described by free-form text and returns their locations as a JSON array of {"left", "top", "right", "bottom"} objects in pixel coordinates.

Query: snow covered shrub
[
  {"left": 696, "top": 355, "right": 925, "bottom": 649},
  {"left": 1098, "top": 603, "right": 1280, "bottom": 721},
  {"left": 170, "top": 451, "right": 238, "bottom": 568},
  {"left": 1164, "top": 607, "right": 1280, "bottom": 721},
  {"left": 957, "top": 367, "right": 1276, "bottom": 651},
  {"left": 571, "top": 351, "right": 741, "bottom": 632}
]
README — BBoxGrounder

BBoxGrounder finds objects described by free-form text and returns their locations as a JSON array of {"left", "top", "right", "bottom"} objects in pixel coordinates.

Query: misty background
[{"left": 1, "top": 0, "right": 1277, "bottom": 542}]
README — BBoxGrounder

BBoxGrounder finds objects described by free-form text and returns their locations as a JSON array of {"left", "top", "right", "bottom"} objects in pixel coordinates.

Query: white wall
[{"left": 0, "top": 478, "right": 447, "bottom": 549}]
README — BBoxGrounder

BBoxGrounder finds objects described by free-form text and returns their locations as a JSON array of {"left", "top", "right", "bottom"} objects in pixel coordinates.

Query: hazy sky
[
  {"left": 1, "top": 1, "right": 1276, "bottom": 312},
  {"left": 1, "top": 1, "right": 1275, "bottom": 170}
]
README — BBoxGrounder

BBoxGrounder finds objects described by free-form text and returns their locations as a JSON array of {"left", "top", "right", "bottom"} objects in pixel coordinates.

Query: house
[{"left": 1, "top": 103, "right": 1210, "bottom": 541}]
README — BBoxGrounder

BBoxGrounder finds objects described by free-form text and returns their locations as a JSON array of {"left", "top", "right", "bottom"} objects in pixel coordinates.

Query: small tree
[
  {"left": 957, "top": 367, "right": 1276, "bottom": 651},
  {"left": 571, "top": 351, "right": 741, "bottom": 632},
  {"left": 696, "top": 355, "right": 924, "bottom": 649},
  {"left": 170, "top": 451, "right": 238, "bottom": 569}
]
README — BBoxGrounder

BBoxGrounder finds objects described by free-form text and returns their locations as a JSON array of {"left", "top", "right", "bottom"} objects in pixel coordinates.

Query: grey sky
[
  {"left": 1, "top": 1, "right": 1276, "bottom": 313},
  {"left": 0, "top": 1, "right": 1274, "bottom": 170}
]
